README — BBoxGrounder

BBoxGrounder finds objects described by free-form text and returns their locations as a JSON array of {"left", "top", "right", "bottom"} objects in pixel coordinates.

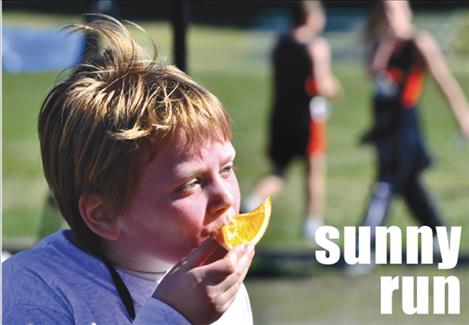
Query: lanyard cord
[
  {"left": 72, "top": 234, "right": 136, "bottom": 321},
  {"left": 100, "top": 254, "right": 136, "bottom": 320}
]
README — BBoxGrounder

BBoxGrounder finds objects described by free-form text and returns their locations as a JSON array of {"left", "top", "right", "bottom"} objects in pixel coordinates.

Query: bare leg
[
  {"left": 253, "top": 174, "right": 284, "bottom": 199},
  {"left": 306, "top": 154, "right": 326, "bottom": 223},
  {"left": 243, "top": 174, "right": 284, "bottom": 212},
  {"left": 303, "top": 154, "right": 326, "bottom": 240}
]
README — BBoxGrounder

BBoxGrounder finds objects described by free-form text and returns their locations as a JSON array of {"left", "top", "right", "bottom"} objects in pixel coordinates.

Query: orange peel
[{"left": 215, "top": 196, "right": 272, "bottom": 250}]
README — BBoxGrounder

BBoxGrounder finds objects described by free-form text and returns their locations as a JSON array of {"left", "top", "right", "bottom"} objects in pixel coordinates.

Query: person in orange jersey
[
  {"left": 243, "top": 0, "right": 341, "bottom": 241},
  {"left": 358, "top": 0, "right": 469, "bottom": 256}
]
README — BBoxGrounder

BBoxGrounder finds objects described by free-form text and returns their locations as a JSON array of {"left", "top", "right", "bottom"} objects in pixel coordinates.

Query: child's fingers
[
  {"left": 154, "top": 243, "right": 253, "bottom": 324},
  {"left": 203, "top": 281, "right": 240, "bottom": 317},
  {"left": 215, "top": 246, "right": 254, "bottom": 291},
  {"left": 218, "top": 280, "right": 242, "bottom": 308},
  {"left": 200, "top": 245, "right": 244, "bottom": 280},
  {"left": 201, "top": 247, "right": 253, "bottom": 313},
  {"left": 200, "top": 244, "right": 228, "bottom": 266},
  {"left": 200, "top": 244, "right": 254, "bottom": 284},
  {"left": 177, "top": 238, "right": 220, "bottom": 272}
]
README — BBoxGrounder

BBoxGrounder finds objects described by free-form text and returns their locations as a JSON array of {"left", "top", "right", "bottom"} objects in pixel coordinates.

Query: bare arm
[
  {"left": 369, "top": 35, "right": 397, "bottom": 76},
  {"left": 309, "top": 37, "right": 342, "bottom": 99},
  {"left": 415, "top": 31, "right": 469, "bottom": 138}
]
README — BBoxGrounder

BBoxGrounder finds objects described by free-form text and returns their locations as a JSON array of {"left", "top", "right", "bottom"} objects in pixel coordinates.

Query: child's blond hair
[{"left": 38, "top": 16, "right": 231, "bottom": 247}]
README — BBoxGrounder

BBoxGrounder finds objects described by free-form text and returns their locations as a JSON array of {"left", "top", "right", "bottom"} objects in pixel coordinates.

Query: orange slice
[{"left": 215, "top": 196, "right": 272, "bottom": 250}]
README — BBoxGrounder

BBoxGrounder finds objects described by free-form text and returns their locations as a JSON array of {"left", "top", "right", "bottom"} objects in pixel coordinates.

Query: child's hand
[{"left": 152, "top": 238, "right": 255, "bottom": 324}]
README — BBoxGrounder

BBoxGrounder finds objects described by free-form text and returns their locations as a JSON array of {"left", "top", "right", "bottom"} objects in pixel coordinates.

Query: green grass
[
  {"left": 3, "top": 10, "right": 469, "bottom": 324},
  {"left": 248, "top": 266, "right": 469, "bottom": 324}
]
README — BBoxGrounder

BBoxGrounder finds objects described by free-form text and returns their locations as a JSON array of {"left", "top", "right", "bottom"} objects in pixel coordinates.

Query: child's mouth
[{"left": 211, "top": 212, "right": 236, "bottom": 235}]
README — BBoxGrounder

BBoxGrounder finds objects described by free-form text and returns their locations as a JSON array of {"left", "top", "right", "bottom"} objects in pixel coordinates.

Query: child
[
  {"left": 243, "top": 0, "right": 341, "bottom": 240},
  {"left": 3, "top": 17, "right": 254, "bottom": 324},
  {"left": 359, "top": 1, "right": 469, "bottom": 256}
]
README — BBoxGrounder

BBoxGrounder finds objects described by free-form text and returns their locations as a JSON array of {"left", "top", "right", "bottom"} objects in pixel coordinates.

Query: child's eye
[
  {"left": 179, "top": 178, "right": 202, "bottom": 192},
  {"left": 220, "top": 163, "right": 235, "bottom": 177}
]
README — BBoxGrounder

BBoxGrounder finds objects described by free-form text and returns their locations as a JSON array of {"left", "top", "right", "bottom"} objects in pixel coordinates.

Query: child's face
[{"left": 116, "top": 131, "right": 240, "bottom": 265}]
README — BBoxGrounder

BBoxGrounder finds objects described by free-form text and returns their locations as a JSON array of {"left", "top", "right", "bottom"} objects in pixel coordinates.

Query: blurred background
[{"left": 3, "top": 1, "right": 469, "bottom": 323}]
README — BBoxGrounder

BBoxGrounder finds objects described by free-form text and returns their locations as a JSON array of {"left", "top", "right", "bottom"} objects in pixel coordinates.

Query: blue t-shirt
[{"left": 2, "top": 230, "right": 253, "bottom": 324}]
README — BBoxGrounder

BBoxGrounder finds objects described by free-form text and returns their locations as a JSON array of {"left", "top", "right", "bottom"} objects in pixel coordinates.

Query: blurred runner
[
  {"left": 243, "top": 0, "right": 341, "bottom": 241},
  {"left": 357, "top": 0, "right": 469, "bottom": 265}
]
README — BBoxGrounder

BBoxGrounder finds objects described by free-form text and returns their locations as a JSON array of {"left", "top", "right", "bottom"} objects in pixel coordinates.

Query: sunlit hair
[
  {"left": 364, "top": 1, "right": 386, "bottom": 43},
  {"left": 364, "top": 0, "right": 413, "bottom": 43},
  {"left": 38, "top": 16, "right": 232, "bottom": 247},
  {"left": 290, "top": 0, "right": 323, "bottom": 28}
]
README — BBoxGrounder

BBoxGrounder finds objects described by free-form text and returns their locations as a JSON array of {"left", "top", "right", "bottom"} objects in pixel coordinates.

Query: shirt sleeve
[{"left": 133, "top": 298, "right": 191, "bottom": 325}]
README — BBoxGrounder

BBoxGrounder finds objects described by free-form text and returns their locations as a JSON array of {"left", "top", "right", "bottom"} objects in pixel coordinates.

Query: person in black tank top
[
  {"left": 351, "top": 1, "right": 469, "bottom": 275},
  {"left": 243, "top": 1, "right": 341, "bottom": 241},
  {"left": 271, "top": 33, "right": 312, "bottom": 157}
]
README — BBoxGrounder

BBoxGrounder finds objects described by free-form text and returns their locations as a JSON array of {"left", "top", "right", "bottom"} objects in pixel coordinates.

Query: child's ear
[{"left": 79, "top": 194, "right": 121, "bottom": 241}]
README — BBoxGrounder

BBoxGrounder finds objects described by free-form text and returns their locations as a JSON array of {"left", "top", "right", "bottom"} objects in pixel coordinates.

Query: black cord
[
  {"left": 100, "top": 254, "right": 136, "bottom": 320},
  {"left": 70, "top": 232, "right": 136, "bottom": 321}
]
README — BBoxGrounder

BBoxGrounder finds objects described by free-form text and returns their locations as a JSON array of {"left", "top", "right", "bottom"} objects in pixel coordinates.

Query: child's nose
[{"left": 207, "top": 179, "right": 234, "bottom": 218}]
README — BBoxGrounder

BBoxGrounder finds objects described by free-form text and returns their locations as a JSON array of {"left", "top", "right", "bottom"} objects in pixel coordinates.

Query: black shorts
[
  {"left": 374, "top": 107, "right": 432, "bottom": 191},
  {"left": 269, "top": 124, "right": 309, "bottom": 174}
]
